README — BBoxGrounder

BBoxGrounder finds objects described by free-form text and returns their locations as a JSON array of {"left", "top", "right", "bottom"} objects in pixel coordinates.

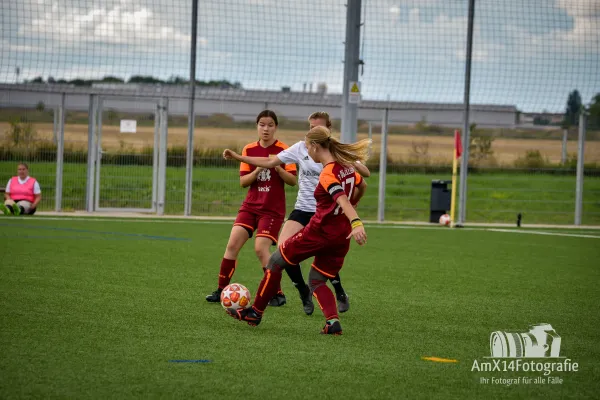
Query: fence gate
[{"left": 89, "top": 96, "right": 167, "bottom": 214}]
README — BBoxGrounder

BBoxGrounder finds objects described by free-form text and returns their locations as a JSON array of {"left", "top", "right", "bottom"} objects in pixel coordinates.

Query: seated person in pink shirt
[{"left": 1, "top": 163, "right": 42, "bottom": 216}]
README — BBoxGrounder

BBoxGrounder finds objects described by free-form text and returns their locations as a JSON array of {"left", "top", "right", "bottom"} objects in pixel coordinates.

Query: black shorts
[{"left": 287, "top": 209, "right": 315, "bottom": 227}]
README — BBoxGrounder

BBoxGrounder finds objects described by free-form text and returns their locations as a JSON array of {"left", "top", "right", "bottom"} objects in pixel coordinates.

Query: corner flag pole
[{"left": 450, "top": 130, "right": 462, "bottom": 226}]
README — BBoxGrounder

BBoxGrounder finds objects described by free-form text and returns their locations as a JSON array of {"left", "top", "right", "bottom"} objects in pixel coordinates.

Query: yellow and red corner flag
[{"left": 450, "top": 130, "right": 462, "bottom": 225}]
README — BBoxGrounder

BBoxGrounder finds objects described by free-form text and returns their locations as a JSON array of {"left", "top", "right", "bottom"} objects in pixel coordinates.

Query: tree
[
  {"left": 588, "top": 93, "right": 600, "bottom": 129},
  {"left": 564, "top": 90, "right": 582, "bottom": 126},
  {"left": 101, "top": 76, "right": 125, "bottom": 83},
  {"left": 128, "top": 75, "right": 163, "bottom": 84}
]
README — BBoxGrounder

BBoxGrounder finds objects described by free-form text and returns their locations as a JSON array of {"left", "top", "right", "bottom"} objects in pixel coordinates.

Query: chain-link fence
[{"left": 1, "top": 0, "right": 598, "bottom": 224}]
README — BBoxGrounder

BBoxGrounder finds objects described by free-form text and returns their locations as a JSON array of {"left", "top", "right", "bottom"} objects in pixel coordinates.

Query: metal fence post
[
  {"left": 53, "top": 106, "right": 59, "bottom": 145},
  {"left": 562, "top": 128, "right": 568, "bottom": 164},
  {"left": 157, "top": 97, "right": 168, "bottom": 216},
  {"left": 377, "top": 109, "right": 389, "bottom": 222},
  {"left": 457, "top": 0, "right": 476, "bottom": 226},
  {"left": 340, "top": 0, "right": 362, "bottom": 144},
  {"left": 184, "top": 0, "right": 199, "bottom": 216},
  {"left": 54, "top": 93, "right": 66, "bottom": 212},
  {"left": 574, "top": 112, "right": 586, "bottom": 225},
  {"left": 94, "top": 97, "right": 103, "bottom": 212},
  {"left": 86, "top": 94, "right": 97, "bottom": 212}
]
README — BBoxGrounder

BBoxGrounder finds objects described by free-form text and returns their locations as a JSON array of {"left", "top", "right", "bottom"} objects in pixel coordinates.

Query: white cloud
[
  {"left": 557, "top": 0, "right": 600, "bottom": 17},
  {"left": 555, "top": 0, "right": 600, "bottom": 51},
  {"left": 0, "top": 40, "right": 42, "bottom": 53},
  {"left": 502, "top": 0, "right": 600, "bottom": 55},
  {"left": 19, "top": 4, "right": 196, "bottom": 49}
]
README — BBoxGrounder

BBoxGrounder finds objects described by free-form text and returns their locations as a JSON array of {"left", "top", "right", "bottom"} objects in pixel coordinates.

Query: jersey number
[{"left": 333, "top": 176, "right": 355, "bottom": 215}]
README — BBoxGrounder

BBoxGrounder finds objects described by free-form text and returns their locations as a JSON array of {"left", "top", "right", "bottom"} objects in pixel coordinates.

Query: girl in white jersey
[{"left": 223, "top": 112, "right": 370, "bottom": 315}]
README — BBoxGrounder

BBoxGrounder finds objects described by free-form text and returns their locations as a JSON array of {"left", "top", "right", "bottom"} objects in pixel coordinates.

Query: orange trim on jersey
[
  {"left": 233, "top": 222, "right": 254, "bottom": 232},
  {"left": 284, "top": 163, "right": 297, "bottom": 173},
  {"left": 244, "top": 142, "right": 261, "bottom": 150},
  {"left": 319, "top": 163, "right": 341, "bottom": 191},
  {"left": 279, "top": 246, "right": 294, "bottom": 265},
  {"left": 240, "top": 142, "right": 260, "bottom": 172},
  {"left": 240, "top": 163, "right": 251, "bottom": 173},
  {"left": 256, "top": 233, "right": 278, "bottom": 244},
  {"left": 274, "top": 140, "right": 288, "bottom": 150},
  {"left": 311, "top": 263, "right": 336, "bottom": 278},
  {"left": 355, "top": 171, "right": 363, "bottom": 185}
]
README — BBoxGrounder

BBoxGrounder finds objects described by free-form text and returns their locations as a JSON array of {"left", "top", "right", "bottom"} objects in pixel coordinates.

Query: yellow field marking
[{"left": 422, "top": 356, "right": 459, "bottom": 363}]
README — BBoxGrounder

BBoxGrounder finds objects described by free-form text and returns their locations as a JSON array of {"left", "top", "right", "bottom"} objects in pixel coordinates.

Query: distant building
[{"left": 1, "top": 82, "right": 520, "bottom": 129}]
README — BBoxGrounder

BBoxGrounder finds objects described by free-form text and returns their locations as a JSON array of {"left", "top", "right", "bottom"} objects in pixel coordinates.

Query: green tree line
[{"left": 23, "top": 75, "right": 242, "bottom": 89}]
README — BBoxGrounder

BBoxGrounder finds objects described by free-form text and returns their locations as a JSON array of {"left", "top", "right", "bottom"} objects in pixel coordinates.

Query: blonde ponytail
[{"left": 305, "top": 126, "right": 370, "bottom": 166}]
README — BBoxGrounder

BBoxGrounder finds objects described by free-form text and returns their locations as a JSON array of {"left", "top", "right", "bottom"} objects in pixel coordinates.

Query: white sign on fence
[
  {"left": 120, "top": 119, "right": 137, "bottom": 133},
  {"left": 348, "top": 81, "right": 361, "bottom": 104}
]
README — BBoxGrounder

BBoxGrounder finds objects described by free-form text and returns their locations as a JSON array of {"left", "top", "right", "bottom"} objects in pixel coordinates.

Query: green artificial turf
[{"left": 0, "top": 218, "right": 598, "bottom": 399}]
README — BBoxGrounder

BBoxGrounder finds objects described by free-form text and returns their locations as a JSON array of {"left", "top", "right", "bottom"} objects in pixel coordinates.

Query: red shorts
[
  {"left": 279, "top": 227, "right": 350, "bottom": 278},
  {"left": 234, "top": 210, "right": 283, "bottom": 245}
]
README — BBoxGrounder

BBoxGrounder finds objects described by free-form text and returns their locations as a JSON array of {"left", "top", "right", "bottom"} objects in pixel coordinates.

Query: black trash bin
[{"left": 430, "top": 180, "right": 451, "bottom": 223}]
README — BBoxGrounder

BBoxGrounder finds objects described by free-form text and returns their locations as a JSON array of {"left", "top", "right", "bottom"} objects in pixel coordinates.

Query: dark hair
[
  {"left": 18, "top": 162, "right": 29, "bottom": 170},
  {"left": 256, "top": 110, "right": 278, "bottom": 126}
]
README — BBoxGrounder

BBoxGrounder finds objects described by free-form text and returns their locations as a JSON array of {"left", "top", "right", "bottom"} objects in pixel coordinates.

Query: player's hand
[
  {"left": 223, "top": 149, "right": 238, "bottom": 160},
  {"left": 347, "top": 225, "right": 367, "bottom": 245},
  {"left": 274, "top": 165, "right": 283, "bottom": 173}
]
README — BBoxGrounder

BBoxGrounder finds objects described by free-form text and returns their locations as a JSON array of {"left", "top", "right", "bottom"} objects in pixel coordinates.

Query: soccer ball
[
  {"left": 439, "top": 214, "right": 451, "bottom": 226},
  {"left": 221, "top": 283, "right": 252, "bottom": 311}
]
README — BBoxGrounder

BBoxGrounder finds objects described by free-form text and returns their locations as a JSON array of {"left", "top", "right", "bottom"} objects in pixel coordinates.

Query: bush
[
  {"left": 513, "top": 150, "right": 549, "bottom": 169},
  {"left": 469, "top": 124, "right": 495, "bottom": 165},
  {"left": 408, "top": 140, "right": 431, "bottom": 165},
  {"left": 4, "top": 119, "right": 38, "bottom": 146}
]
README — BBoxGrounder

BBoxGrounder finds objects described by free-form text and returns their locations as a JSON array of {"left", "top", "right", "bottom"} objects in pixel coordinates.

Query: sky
[{"left": 1, "top": 0, "right": 599, "bottom": 112}]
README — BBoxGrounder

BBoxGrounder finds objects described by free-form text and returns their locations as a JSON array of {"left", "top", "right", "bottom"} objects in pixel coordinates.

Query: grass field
[
  {"left": 3, "top": 122, "right": 600, "bottom": 164},
  {"left": 0, "top": 217, "right": 599, "bottom": 399},
  {"left": 1, "top": 161, "right": 599, "bottom": 225}
]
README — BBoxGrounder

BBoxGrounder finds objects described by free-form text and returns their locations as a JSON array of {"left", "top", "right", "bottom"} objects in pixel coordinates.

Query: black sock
[
  {"left": 284, "top": 264, "right": 309, "bottom": 294},
  {"left": 329, "top": 274, "right": 345, "bottom": 296}
]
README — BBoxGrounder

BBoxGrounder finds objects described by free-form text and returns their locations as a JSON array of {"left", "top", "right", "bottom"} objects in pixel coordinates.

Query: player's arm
[
  {"left": 353, "top": 161, "right": 371, "bottom": 178},
  {"left": 274, "top": 156, "right": 297, "bottom": 186},
  {"left": 240, "top": 167, "right": 264, "bottom": 188},
  {"left": 321, "top": 169, "right": 366, "bottom": 245},
  {"left": 224, "top": 149, "right": 282, "bottom": 169},
  {"left": 351, "top": 178, "right": 367, "bottom": 206},
  {"left": 31, "top": 181, "right": 41, "bottom": 209},
  {"left": 274, "top": 165, "right": 297, "bottom": 186},
  {"left": 336, "top": 195, "right": 367, "bottom": 246}
]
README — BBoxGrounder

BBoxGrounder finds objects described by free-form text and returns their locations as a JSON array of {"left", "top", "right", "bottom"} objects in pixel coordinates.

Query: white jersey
[{"left": 276, "top": 141, "right": 322, "bottom": 213}]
